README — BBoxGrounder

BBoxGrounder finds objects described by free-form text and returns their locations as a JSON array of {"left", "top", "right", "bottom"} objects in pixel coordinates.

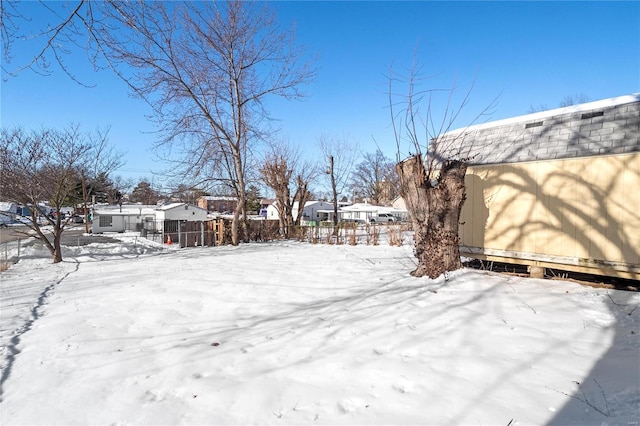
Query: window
[
  {"left": 581, "top": 111, "right": 604, "bottom": 119},
  {"left": 99, "top": 215, "right": 113, "bottom": 227}
]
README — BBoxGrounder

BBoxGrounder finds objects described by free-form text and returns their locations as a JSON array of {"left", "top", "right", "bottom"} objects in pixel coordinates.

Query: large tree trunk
[{"left": 396, "top": 156, "right": 467, "bottom": 279}]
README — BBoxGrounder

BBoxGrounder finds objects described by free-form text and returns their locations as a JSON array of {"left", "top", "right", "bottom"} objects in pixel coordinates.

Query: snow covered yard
[{"left": 0, "top": 237, "right": 638, "bottom": 425}]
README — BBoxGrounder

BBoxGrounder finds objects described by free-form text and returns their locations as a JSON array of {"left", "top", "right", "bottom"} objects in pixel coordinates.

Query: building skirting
[{"left": 460, "top": 246, "right": 640, "bottom": 280}]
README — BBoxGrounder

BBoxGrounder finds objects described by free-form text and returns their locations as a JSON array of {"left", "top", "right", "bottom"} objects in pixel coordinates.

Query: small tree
[
  {"left": 351, "top": 149, "right": 398, "bottom": 205},
  {"left": 129, "top": 181, "right": 161, "bottom": 205},
  {"left": 388, "top": 58, "right": 493, "bottom": 278},
  {"left": 260, "top": 142, "right": 316, "bottom": 238},
  {"left": 0, "top": 126, "right": 94, "bottom": 263},
  {"left": 246, "top": 184, "right": 262, "bottom": 213}
]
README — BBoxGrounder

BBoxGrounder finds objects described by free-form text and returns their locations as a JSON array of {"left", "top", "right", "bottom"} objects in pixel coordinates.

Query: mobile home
[{"left": 451, "top": 94, "right": 640, "bottom": 279}]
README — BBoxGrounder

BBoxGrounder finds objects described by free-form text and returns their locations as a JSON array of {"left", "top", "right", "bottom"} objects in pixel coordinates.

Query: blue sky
[{"left": 2, "top": 1, "right": 639, "bottom": 188}]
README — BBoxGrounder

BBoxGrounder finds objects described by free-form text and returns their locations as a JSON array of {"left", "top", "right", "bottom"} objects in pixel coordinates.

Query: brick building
[{"left": 196, "top": 196, "right": 238, "bottom": 213}]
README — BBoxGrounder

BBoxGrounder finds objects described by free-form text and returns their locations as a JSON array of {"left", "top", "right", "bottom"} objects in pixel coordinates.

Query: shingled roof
[{"left": 437, "top": 93, "right": 640, "bottom": 166}]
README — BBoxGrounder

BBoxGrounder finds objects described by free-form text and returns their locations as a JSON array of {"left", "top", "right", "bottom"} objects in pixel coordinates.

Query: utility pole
[{"left": 329, "top": 155, "right": 338, "bottom": 228}]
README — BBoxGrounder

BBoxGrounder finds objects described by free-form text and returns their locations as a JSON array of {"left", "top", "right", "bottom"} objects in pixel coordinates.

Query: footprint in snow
[
  {"left": 392, "top": 379, "right": 415, "bottom": 394},
  {"left": 338, "top": 398, "right": 367, "bottom": 413},
  {"left": 400, "top": 349, "right": 417, "bottom": 358},
  {"left": 373, "top": 346, "right": 392, "bottom": 355}
]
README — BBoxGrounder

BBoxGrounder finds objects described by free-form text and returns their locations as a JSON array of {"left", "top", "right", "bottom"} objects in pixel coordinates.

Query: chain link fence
[{"left": 0, "top": 239, "right": 26, "bottom": 271}]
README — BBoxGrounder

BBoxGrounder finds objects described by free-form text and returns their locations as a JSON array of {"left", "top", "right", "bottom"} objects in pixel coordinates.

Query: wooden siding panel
[
  {"left": 534, "top": 161, "right": 559, "bottom": 256},
  {"left": 483, "top": 164, "right": 531, "bottom": 252},
  {"left": 621, "top": 154, "right": 640, "bottom": 264},
  {"left": 542, "top": 160, "right": 567, "bottom": 257},
  {"left": 596, "top": 156, "right": 621, "bottom": 262},
  {"left": 557, "top": 159, "right": 578, "bottom": 257},
  {"left": 461, "top": 152, "right": 640, "bottom": 273}
]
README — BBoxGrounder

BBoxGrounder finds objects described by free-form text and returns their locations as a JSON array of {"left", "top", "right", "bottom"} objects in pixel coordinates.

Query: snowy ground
[{"left": 0, "top": 234, "right": 638, "bottom": 425}]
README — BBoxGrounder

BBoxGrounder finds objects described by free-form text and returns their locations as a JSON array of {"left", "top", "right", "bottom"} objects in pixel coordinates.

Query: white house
[
  {"left": 265, "top": 200, "right": 335, "bottom": 224},
  {"left": 92, "top": 203, "right": 208, "bottom": 234},
  {"left": 156, "top": 202, "right": 209, "bottom": 222},
  {"left": 338, "top": 203, "right": 407, "bottom": 223},
  {"left": 92, "top": 205, "right": 157, "bottom": 233},
  {"left": 265, "top": 200, "right": 407, "bottom": 224}
]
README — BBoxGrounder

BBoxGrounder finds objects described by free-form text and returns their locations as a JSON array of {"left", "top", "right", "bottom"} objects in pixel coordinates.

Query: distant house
[
  {"left": 445, "top": 94, "right": 640, "bottom": 279},
  {"left": 339, "top": 203, "right": 406, "bottom": 223},
  {"left": 196, "top": 196, "right": 238, "bottom": 213},
  {"left": 92, "top": 204, "right": 157, "bottom": 234},
  {"left": 266, "top": 200, "right": 334, "bottom": 224},
  {"left": 92, "top": 203, "right": 208, "bottom": 235},
  {"left": 259, "top": 198, "right": 275, "bottom": 217}
]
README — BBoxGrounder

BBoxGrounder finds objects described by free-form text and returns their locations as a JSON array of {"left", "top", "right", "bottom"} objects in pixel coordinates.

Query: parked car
[
  {"left": 0, "top": 212, "right": 14, "bottom": 227},
  {"left": 370, "top": 213, "right": 396, "bottom": 223}
]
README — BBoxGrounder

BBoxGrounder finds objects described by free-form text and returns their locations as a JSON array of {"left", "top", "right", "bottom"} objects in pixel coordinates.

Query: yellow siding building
[{"left": 451, "top": 94, "right": 639, "bottom": 279}]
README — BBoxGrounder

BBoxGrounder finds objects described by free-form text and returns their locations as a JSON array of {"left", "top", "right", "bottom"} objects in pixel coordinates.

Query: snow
[
  {"left": 1, "top": 234, "right": 639, "bottom": 425},
  {"left": 444, "top": 93, "right": 640, "bottom": 136}
]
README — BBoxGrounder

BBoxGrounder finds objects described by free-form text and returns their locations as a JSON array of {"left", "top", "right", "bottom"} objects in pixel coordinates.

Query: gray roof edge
[{"left": 442, "top": 93, "right": 640, "bottom": 138}]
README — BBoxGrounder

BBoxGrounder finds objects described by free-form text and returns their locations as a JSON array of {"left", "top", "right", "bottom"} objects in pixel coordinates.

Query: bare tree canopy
[
  {"left": 0, "top": 125, "right": 114, "bottom": 263},
  {"left": 351, "top": 149, "right": 398, "bottom": 206},
  {"left": 100, "top": 1, "right": 316, "bottom": 244},
  {"left": 527, "top": 93, "right": 591, "bottom": 113},
  {"left": 317, "top": 133, "right": 358, "bottom": 226}
]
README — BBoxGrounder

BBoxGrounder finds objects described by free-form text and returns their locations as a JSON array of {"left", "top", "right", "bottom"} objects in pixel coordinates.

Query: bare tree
[
  {"left": 169, "top": 184, "right": 208, "bottom": 204},
  {"left": 559, "top": 93, "right": 590, "bottom": 107},
  {"left": 0, "top": 125, "right": 94, "bottom": 263},
  {"left": 528, "top": 93, "right": 590, "bottom": 113},
  {"left": 526, "top": 103, "right": 549, "bottom": 114},
  {"left": 317, "top": 134, "right": 358, "bottom": 227},
  {"left": 351, "top": 149, "right": 398, "bottom": 205},
  {"left": 102, "top": 2, "right": 315, "bottom": 244},
  {"left": 1, "top": 0, "right": 98, "bottom": 81},
  {"left": 107, "top": 175, "right": 132, "bottom": 204},
  {"left": 260, "top": 142, "right": 317, "bottom": 238},
  {"left": 388, "top": 57, "right": 494, "bottom": 279},
  {"left": 2, "top": 1, "right": 316, "bottom": 246}
]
